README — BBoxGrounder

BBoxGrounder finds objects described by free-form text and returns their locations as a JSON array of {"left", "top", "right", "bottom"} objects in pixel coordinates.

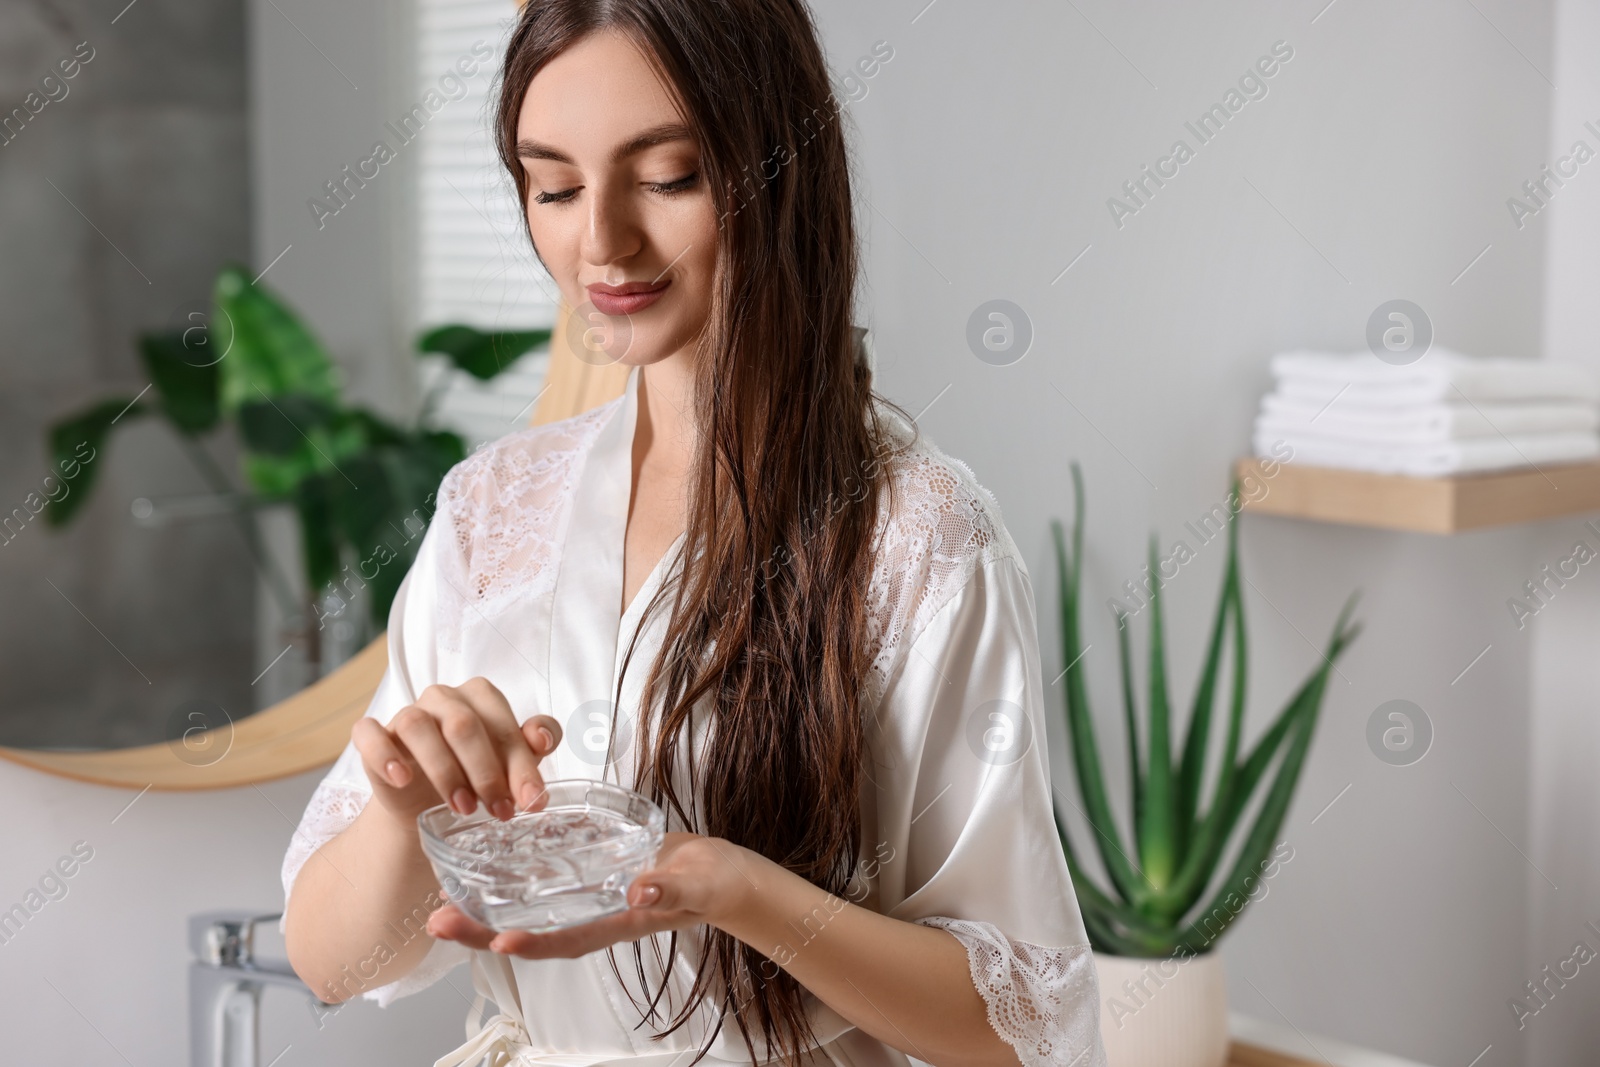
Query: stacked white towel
[{"left": 1253, "top": 348, "right": 1600, "bottom": 477}]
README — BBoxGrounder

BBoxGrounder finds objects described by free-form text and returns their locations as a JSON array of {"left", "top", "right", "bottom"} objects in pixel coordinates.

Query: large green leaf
[
  {"left": 328, "top": 452, "right": 393, "bottom": 550},
  {"left": 417, "top": 324, "right": 551, "bottom": 381},
  {"left": 237, "top": 393, "right": 339, "bottom": 457},
  {"left": 293, "top": 473, "right": 339, "bottom": 595},
  {"left": 301, "top": 420, "right": 464, "bottom": 627},
  {"left": 211, "top": 264, "right": 340, "bottom": 413},
  {"left": 42, "top": 397, "right": 146, "bottom": 527},
  {"left": 237, "top": 398, "right": 366, "bottom": 498},
  {"left": 137, "top": 331, "right": 220, "bottom": 435}
]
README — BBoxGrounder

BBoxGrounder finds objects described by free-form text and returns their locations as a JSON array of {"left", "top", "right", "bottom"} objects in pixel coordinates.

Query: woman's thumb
[
  {"left": 521, "top": 714, "right": 562, "bottom": 757},
  {"left": 628, "top": 876, "right": 672, "bottom": 910}
]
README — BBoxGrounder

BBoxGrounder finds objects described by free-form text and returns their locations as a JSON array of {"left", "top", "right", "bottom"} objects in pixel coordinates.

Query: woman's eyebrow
[{"left": 516, "top": 123, "right": 694, "bottom": 165}]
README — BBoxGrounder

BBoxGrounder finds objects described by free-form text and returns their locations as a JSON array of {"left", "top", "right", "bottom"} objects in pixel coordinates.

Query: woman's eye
[
  {"left": 533, "top": 188, "right": 578, "bottom": 205},
  {"left": 647, "top": 173, "right": 699, "bottom": 195}
]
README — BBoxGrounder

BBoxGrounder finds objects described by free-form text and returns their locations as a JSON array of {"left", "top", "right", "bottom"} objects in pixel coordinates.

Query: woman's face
[{"left": 515, "top": 30, "right": 719, "bottom": 368}]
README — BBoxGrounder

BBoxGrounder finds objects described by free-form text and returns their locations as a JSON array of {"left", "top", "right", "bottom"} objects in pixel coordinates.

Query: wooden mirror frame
[{"left": 0, "top": 306, "right": 630, "bottom": 790}]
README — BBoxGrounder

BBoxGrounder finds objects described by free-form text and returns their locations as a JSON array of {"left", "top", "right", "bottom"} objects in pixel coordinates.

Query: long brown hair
[{"left": 495, "top": 1, "right": 908, "bottom": 1063}]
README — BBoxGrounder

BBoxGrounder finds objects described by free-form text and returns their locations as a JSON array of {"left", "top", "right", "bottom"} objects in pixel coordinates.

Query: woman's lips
[{"left": 586, "top": 279, "right": 670, "bottom": 316}]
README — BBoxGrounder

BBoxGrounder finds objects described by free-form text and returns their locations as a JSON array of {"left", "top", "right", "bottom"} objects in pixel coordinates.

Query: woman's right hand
[{"left": 351, "top": 676, "right": 563, "bottom": 825}]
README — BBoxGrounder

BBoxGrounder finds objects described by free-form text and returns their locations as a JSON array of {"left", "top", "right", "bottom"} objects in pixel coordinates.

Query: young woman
[{"left": 281, "top": 2, "right": 1105, "bottom": 1065}]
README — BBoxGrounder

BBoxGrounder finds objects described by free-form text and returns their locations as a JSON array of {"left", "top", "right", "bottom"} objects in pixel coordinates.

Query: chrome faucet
[{"left": 188, "top": 910, "right": 321, "bottom": 1067}]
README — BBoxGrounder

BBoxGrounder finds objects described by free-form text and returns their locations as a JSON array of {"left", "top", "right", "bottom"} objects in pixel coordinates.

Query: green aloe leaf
[
  {"left": 1161, "top": 592, "right": 1360, "bottom": 919},
  {"left": 1051, "top": 462, "right": 1360, "bottom": 957},
  {"left": 1173, "top": 613, "right": 1356, "bottom": 954},
  {"left": 1159, "top": 644, "right": 1308, "bottom": 915},
  {"left": 1155, "top": 512, "right": 1247, "bottom": 916},
  {"left": 1078, "top": 893, "right": 1178, "bottom": 956},
  {"left": 1054, "top": 463, "right": 1149, "bottom": 907},
  {"left": 1053, "top": 802, "right": 1174, "bottom": 948},
  {"left": 1175, "top": 495, "right": 1237, "bottom": 854},
  {"left": 1139, "top": 535, "right": 1177, "bottom": 889},
  {"left": 1115, "top": 609, "right": 1144, "bottom": 849},
  {"left": 418, "top": 324, "right": 551, "bottom": 381}
]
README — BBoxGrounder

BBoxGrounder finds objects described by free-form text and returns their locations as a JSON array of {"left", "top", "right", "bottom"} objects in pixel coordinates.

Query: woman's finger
[
  {"left": 390, "top": 704, "right": 475, "bottom": 815},
  {"left": 418, "top": 684, "right": 516, "bottom": 819},
  {"left": 425, "top": 904, "right": 498, "bottom": 950},
  {"left": 521, "top": 714, "right": 563, "bottom": 757},
  {"left": 626, "top": 866, "right": 711, "bottom": 915},
  {"left": 506, "top": 714, "right": 563, "bottom": 811},
  {"left": 351, "top": 716, "right": 415, "bottom": 790},
  {"left": 453, "top": 678, "right": 532, "bottom": 819},
  {"left": 487, "top": 908, "right": 657, "bottom": 959},
  {"left": 460, "top": 678, "right": 548, "bottom": 813}
]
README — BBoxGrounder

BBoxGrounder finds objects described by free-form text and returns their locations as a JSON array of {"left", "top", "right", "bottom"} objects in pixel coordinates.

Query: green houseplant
[
  {"left": 1051, "top": 464, "right": 1360, "bottom": 1066},
  {"left": 44, "top": 263, "right": 550, "bottom": 672}
]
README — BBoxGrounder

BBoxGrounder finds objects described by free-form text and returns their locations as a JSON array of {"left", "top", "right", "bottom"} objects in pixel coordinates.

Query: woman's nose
[{"left": 581, "top": 185, "right": 643, "bottom": 266}]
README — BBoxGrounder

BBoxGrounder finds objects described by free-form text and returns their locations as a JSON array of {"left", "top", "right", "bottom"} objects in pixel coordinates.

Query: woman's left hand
[{"left": 425, "top": 832, "right": 754, "bottom": 958}]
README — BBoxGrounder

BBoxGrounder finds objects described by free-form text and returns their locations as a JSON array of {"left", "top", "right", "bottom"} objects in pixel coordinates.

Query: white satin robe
[{"left": 279, "top": 366, "right": 1107, "bottom": 1067}]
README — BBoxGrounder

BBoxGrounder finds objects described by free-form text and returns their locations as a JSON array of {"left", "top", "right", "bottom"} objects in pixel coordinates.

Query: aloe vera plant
[{"left": 1051, "top": 463, "right": 1360, "bottom": 957}]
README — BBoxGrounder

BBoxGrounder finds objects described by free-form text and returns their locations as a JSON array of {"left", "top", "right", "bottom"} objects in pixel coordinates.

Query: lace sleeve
[
  {"left": 862, "top": 436, "right": 1106, "bottom": 1066},
  {"left": 275, "top": 472, "right": 476, "bottom": 1008},
  {"left": 279, "top": 776, "right": 369, "bottom": 913},
  {"left": 863, "top": 421, "right": 1018, "bottom": 707},
  {"left": 917, "top": 918, "right": 1107, "bottom": 1067},
  {"left": 278, "top": 772, "right": 471, "bottom": 1008}
]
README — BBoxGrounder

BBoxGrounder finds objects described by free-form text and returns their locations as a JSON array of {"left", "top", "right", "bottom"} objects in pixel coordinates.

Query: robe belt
[
  {"left": 432, "top": 993, "right": 608, "bottom": 1066},
  {"left": 432, "top": 992, "right": 710, "bottom": 1066},
  {"left": 435, "top": 955, "right": 699, "bottom": 1067}
]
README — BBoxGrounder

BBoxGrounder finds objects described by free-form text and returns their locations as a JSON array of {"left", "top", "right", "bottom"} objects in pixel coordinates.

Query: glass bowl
[{"left": 418, "top": 779, "right": 665, "bottom": 933}]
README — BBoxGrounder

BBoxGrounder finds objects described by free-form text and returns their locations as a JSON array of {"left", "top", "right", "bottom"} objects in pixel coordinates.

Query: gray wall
[
  {"left": 1527, "top": 0, "right": 1600, "bottom": 1060},
  {"left": 811, "top": 0, "right": 1565, "bottom": 1064},
  {"left": 0, "top": 0, "right": 255, "bottom": 749}
]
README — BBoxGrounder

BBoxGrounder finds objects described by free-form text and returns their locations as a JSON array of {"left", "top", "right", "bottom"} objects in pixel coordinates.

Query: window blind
[{"left": 413, "top": 0, "right": 554, "bottom": 448}]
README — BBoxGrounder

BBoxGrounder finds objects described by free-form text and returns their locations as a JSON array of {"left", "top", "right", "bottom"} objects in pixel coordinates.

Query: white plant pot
[{"left": 1094, "top": 951, "right": 1230, "bottom": 1067}]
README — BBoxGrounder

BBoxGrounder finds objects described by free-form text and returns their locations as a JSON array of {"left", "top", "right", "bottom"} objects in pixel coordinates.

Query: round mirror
[{"left": 2, "top": 309, "right": 627, "bottom": 790}]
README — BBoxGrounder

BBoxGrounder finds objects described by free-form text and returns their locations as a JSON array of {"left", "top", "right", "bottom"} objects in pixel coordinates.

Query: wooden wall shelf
[
  {"left": 1235, "top": 457, "right": 1600, "bottom": 534},
  {"left": 1230, "top": 1043, "right": 1321, "bottom": 1067}
]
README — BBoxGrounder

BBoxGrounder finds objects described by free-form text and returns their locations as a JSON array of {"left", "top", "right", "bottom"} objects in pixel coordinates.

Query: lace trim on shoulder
[
  {"left": 430, "top": 393, "right": 1016, "bottom": 708},
  {"left": 864, "top": 417, "right": 1019, "bottom": 704},
  {"left": 436, "top": 399, "right": 621, "bottom": 650},
  {"left": 917, "top": 917, "right": 1107, "bottom": 1067}
]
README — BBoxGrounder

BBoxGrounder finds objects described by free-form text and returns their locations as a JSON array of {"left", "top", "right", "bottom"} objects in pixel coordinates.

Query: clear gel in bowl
[{"left": 418, "top": 779, "right": 665, "bottom": 933}]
